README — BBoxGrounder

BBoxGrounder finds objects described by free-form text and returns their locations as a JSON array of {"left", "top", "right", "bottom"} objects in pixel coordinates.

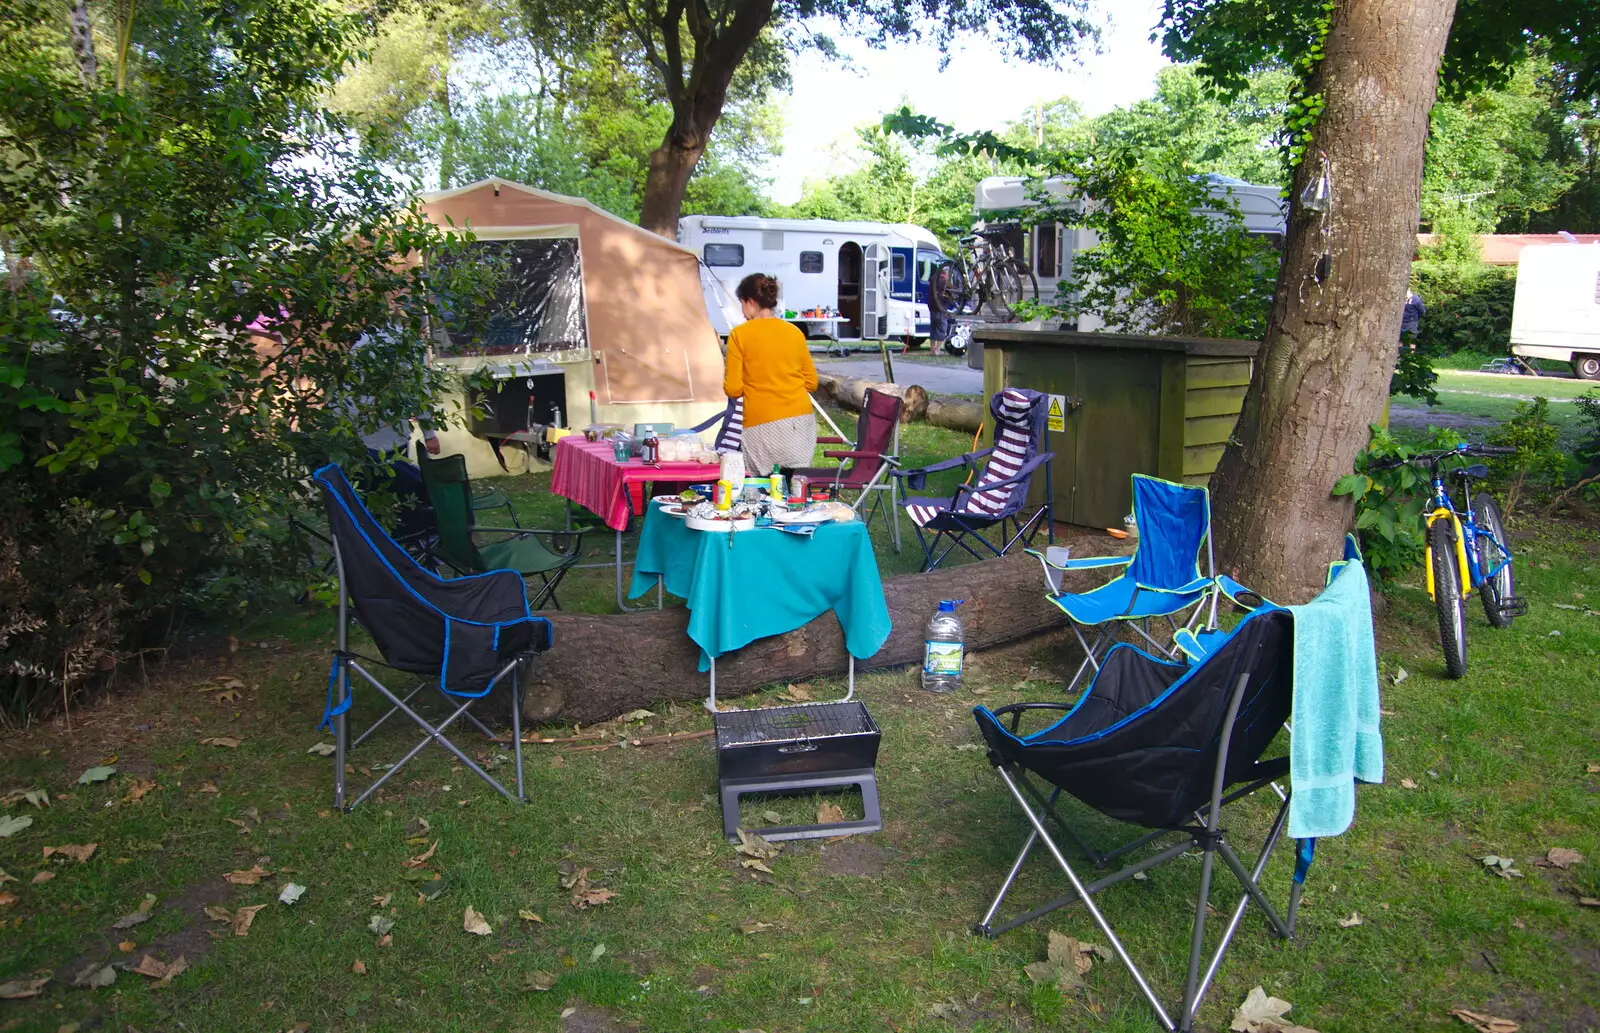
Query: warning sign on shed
[{"left": 1046, "top": 394, "right": 1066, "bottom": 433}]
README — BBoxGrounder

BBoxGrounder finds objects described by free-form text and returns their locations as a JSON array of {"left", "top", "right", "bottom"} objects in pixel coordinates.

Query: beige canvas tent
[{"left": 416, "top": 178, "right": 727, "bottom": 476}]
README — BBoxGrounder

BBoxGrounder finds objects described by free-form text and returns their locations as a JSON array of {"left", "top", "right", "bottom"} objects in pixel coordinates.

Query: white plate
[
  {"left": 659, "top": 504, "right": 689, "bottom": 519},
  {"left": 685, "top": 513, "right": 756, "bottom": 532},
  {"left": 772, "top": 507, "right": 831, "bottom": 524},
  {"left": 653, "top": 494, "right": 698, "bottom": 505}
]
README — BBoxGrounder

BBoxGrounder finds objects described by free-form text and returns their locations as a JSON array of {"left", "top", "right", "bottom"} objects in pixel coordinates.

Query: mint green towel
[{"left": 1287, "top": 559, "right": 1383, "bottom": 838}]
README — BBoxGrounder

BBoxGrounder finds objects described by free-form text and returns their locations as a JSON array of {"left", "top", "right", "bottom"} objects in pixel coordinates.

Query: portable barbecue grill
[{"left": 714, "top": 700, "right": 882, "bottom": 842}]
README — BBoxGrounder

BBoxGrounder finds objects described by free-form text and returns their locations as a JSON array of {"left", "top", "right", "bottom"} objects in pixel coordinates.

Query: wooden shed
[{"left": 974, "top": 327, "right": 1260, "bottom": 528}]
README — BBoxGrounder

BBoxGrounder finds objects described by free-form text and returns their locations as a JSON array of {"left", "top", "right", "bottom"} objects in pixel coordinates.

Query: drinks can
[{"left": 790, "top": 475, "right": 809, "bottom": 500}]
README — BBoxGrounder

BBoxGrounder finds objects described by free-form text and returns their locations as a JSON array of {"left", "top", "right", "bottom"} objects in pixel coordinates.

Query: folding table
[{"left": 549, "top": 436, "right": 721, "bottom": 611}]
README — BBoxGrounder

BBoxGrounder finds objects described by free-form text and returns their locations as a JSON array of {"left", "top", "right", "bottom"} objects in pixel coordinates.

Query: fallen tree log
[
  {"left": 924, "top": 396, "right": 985, "bottom": 435},
  {"left": 519, "top": 533, "right": 1115, "bottom": 725},
  {"left": 814, "top": 373, "right": 928, "bottom": 423}
]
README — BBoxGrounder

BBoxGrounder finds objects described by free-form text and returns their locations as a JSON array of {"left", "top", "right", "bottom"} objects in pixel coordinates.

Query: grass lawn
[
  {"left": 3, "top": 408, "right": 1599, "bottom": 1032},
  {"left": 1391, "top": 369, "right": 1597, "bottom": 454}
]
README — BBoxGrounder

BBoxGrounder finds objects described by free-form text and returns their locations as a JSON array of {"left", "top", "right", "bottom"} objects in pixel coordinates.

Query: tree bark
[
  {"left": 1208, "top": 0, "right": 1457, "bottom": 602},
  {"left": 639, "top": 134, "right": 709, "bottom": 236},
  {"left": 68, "top": 1, "right": 97, "bottom": 84},
  {"left": 518, "top": 542, "right": 1109, "bottom": 725},
  {"left": 924, "top": 396, "right": 985, "bottom": 435},
  {"left": 814, "top": 374, "right": 928, "bottom": 423}
]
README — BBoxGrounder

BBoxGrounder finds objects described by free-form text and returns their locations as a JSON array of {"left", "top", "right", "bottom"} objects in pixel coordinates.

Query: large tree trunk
[
  {"left": 1208, "top": 0, "right": 1457, "bottom": 602},
  {"left": 639, "top": 132, "right": 709, "bottom": 237},
  {"left": 518, "top": 542, "right": 1112, "bottom": 725},
  {"left": 814, "top": 374, "right": 929, "bottom": 422}
]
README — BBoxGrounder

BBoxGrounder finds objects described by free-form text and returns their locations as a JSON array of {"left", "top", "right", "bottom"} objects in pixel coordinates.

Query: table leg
[{"left": 704, "top": 655, "right": 721, "bottom": 714}]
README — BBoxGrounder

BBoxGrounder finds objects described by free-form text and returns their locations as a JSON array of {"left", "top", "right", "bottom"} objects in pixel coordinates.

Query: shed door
[{"left": 861, "top": 243, "right": 890, "bottom": 340}]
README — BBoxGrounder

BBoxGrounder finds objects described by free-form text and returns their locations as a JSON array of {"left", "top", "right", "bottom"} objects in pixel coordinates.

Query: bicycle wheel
[
  {"left": 1429, "top": 519, "right": 1468, "bottom": 678},
  {"left": 934, "top": 260, "right": 975, "bottom": 316},
  {"left": 1010, "top": 258, "right": 1039, "bottom": 304},
  {"left": 983, "top": 262, "right": 1023, "bottom": 321},
  {"left": 1470, "top": 493, "right": 1516, "bottom": 628}
]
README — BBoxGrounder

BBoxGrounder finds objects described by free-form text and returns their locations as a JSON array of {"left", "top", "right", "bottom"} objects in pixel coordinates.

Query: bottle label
[{"left": 923, "top": 641, "right": 964, "bottom": 676}]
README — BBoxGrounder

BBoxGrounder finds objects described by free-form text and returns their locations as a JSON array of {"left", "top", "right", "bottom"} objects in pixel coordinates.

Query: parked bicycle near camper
[
  {"left": 1370, "top": 443, "right": 1524, "bottom": 678},
  {"left": 933, "top": 224, "right": 1038, "bottom": 321}
]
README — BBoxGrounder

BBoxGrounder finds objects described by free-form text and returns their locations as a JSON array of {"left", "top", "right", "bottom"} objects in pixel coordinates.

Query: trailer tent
[{"left": 417, "top": 178, "right": 727, "bottom": 476}]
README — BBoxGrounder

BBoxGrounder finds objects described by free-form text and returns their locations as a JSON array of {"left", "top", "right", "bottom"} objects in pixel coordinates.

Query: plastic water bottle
[{"left": 922, "top": 599, "right": 966, "bottom": 693}]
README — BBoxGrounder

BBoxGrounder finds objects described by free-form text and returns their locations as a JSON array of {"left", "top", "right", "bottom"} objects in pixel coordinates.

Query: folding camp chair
[
  {"left": 971, "top": 607, "right": 1304, "bottom": 1032},
  {"left": 894, "top": 387, "right": 1055, "bottom": 571},
  {"left": 791, "top": 387, "right": 904, "bottom": 550},
  {"left": 1033, "top": 474, "right": 1217, "bottom": 694},
  {"left": 692, "top": 397, "right": 745, "bottom": 453},
  {"left": 313, "top": 465, "right": 553, "bottom": 812},
  {"left": 417, "top": 452, "right": 583, "bottom": 610}
]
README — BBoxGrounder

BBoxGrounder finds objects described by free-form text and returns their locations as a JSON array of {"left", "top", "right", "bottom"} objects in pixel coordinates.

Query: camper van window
[
  {"left": 1035, "top": 224, "right": 1058, "bottom": 278},
  {"left": 704, "top": 243, "right": 745, "bottom": 267},
  {"left": 1251, "top": 232, "right": 1285, "bottom": 251},
  {"left": 892, "top": 253, "right": 908, "bottom": 282},
  {"left": 799, "top": 251, "right": 824, "bottom": 274}
]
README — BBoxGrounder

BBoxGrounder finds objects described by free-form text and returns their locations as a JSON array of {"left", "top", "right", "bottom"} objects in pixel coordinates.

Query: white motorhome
[
  {"left": 679, "top": 216, "right": 947, "bottom": 342},
  {"left": 1510, "top": 243, "right": 1600, "bottom": 380},
  {"left": 971, "top": 174, "right": 1287, "bottom": 330}
]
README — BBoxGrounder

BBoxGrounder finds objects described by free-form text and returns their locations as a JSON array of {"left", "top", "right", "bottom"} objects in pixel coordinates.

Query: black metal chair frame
[
  {"left": 911, "top": 490, "right": 1054, "bottom": 571},
  {"left": 975, "top": 673, "right": 1304, "bottom": 1033}
]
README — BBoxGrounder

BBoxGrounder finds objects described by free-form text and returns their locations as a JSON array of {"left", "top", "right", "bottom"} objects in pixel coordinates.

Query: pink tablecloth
[{"left": 550, "top": 437, "right": 722, "bottom": 531}]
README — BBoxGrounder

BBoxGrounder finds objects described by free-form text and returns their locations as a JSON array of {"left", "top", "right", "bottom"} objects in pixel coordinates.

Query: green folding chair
[{"left": 417, "top": 452, "right": 583, "bottom": 610}]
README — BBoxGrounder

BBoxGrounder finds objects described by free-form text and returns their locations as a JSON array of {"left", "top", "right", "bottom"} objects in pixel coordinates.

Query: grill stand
[{"left": 720, "top": 768, "right": 882, "bottom": 843}]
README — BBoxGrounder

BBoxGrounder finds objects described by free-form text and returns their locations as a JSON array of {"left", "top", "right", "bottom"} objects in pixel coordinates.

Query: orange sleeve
[
  {"left": 800, "top": 337, "right": 817, "bottom": 392},
  {"left": 722, "top": 328, "right": 744, "bottom": 398}
]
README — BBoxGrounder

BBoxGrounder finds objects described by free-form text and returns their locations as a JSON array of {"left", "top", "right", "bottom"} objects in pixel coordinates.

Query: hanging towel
[{"left": 1286, "top": 559, "right": 1383, "bottom": 838}]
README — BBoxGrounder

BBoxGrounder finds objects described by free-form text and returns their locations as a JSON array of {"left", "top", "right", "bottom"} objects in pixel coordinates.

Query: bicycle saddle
[
  {"left": 1451, "top": 464, "right": 1490, "bottom": 481},
  {"left": 974, "top": 224, "right": 1018, "bottom": 237}
]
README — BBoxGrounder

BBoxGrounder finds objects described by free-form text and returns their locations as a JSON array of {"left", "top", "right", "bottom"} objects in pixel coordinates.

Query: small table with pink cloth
[{"left": 550, "top": 436, "right": 722, "bottom": 611}]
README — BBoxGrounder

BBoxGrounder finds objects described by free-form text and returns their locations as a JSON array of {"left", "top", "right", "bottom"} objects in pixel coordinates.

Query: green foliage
[
  {"left": 1484, "top": 397, "right": 1567, "bottom": 520},
  {"left": 0, "top": 0, "right": 461, "bottom": 714},
  {"left": 1410, "top": 261, "right": 1517, "bottom": 356},
  {"left": 1332, "top": 426, "right": 1465, "bottom": 583}
]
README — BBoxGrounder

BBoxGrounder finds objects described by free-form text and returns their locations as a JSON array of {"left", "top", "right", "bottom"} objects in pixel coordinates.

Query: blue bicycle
[{"left": 1374, "top": 443, "right": 1525, "bottom": 677}]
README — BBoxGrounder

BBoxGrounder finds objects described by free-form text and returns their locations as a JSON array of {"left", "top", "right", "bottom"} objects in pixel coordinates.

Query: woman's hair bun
[{"left": 735, "top": 273, "right": 780, "bottom": 310}]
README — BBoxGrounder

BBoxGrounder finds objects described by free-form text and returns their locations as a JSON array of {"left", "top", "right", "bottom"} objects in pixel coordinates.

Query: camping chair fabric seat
[
  {"left": 976, "top": 609, "right": 1293, "bottom": 828},
  {"left": 693, "top": 397, "right": 745, "bottom": 453},
  {"left": 478, "top": 535, "right": 576, "bottom": 577},
  {"left": 1049, "top": 574, "right": 1213, "bottom": 627},
  {"left": 894, "top": 387, "right": 1055, "bottom": 570},
  {"left": 790, "top": 388, "right": 903, "bottom": 549},
  {"left": 313, "top": 464, "right": 554, "bottom": 812}
]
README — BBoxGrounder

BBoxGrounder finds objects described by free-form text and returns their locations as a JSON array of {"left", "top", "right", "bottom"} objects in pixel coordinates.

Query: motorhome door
[{"left": 861, "top": 243, "right": 890, "bottom": 340}]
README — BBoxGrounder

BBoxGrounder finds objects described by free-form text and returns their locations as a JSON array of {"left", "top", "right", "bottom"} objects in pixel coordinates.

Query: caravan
[
  {"left": 1510, "top": 243, "right": 1600, "bottom": 380},
  {"left": 971, "top": 174, "right": 1286, "bottom": 329},
  {"left": 679, "top": 216, "right": 948, "bottom": 344}
]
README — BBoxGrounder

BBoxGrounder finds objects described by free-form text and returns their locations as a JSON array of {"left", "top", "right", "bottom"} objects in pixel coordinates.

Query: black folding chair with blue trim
[{"left": 313, "top": 465, "right": 553, "bottom": 812}]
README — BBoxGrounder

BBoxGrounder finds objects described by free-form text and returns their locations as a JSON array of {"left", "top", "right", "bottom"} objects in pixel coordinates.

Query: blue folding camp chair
[
  {"left": 1032, "top": 474, "right": 1216, "bottom": 693},
  {"left": 895, "top": 388, "right": 1055, "bottom": 571}
]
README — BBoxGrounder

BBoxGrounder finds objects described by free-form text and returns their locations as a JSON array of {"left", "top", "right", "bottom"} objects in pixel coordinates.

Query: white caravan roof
[
  {"left": 973, "top": 174, "right": 1285, "bottom": 226},
  {"left": 684, "top": 215, "right": 940, "bottom": 248}
]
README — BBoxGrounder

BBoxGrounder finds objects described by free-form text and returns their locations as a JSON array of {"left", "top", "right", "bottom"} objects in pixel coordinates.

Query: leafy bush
[
  {"left": 1333, "top": 425, "right": 1465, "bottom": 584},
  {"left": 1410, "top": 261, "right": 1517, "bottom": 357},
  {"left": 1484, "top": 397, "right": 1567, "bottom": 520},
  {"left": 0, "top": 0, "right": 464, "bottom": 720}
]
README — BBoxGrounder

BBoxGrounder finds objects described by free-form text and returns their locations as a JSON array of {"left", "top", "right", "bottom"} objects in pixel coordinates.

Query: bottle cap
[{"left": 938, "top": 599, "right": 965, "bottom": 612}]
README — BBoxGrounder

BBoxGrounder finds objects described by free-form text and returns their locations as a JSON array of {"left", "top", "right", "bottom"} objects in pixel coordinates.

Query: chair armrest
[
  {"left": 471, "top": 527, "right": 587, "bottom": 556},
  {"left": 948, "top": 451, "right": 1056, "bottom": 499},
  {"left": 1062, "top": 555, "right": 1133, "bottom": 570},
  {"left": 816, "top": 436, "right": 847, "bottom": 445},
  {"left": 892, "top": 449, "right": 989, "bottom": 479},
  {"left": 823, "top": 450, "right": 885, "bottom": 460},
  {"left": 988, "top": 701, "right": 1077, "bottom": 734}
]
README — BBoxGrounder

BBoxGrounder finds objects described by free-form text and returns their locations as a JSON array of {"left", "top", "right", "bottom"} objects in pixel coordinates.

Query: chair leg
[
  {"left": 1066, "top": 625, "right": 1106, "bottom": 695},
  {"left": 511, "top": 661, "right": 525, "bottom": 801},
  {"left": 974, "top": 827, "right": 1039, "bottom": 936}
]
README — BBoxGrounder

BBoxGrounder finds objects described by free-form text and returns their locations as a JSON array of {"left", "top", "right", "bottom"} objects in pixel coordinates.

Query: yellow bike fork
[{"left": 1423, "top": 509, "right": 1473, "bottom": 603}]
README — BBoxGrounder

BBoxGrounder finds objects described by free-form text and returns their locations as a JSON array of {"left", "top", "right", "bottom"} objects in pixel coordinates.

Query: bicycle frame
[{"left": 1421, "top": 470, "right": 1510, "bottom": 603}]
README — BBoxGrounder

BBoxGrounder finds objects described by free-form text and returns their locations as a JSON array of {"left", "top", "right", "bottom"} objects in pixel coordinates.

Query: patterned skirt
[{"left": 741, "top": 412, "right": 817, "bottom": 473}]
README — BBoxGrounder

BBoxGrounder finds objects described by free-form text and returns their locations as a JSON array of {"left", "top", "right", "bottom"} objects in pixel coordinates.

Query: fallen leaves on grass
[
  {"left": 1400, "top": 779, "right": 1419, "bottom": 790},
  {"left": 777, "top": 683, "right": 813, "bottom": 703},
  {"left": 76, "top": 766, "right": 116, "bottom": 784},
  {"left": 121, "top": 778, "right": 158, "bottom": 804},
  {"left": 199, "top": 782, "right": 220, "bottom": 795},
  {"left": 279, "top": 883, "right": 306, "bottom": 905},
  {"left": 1578, "top": 897, "right": 1600, "bottom": 908},
  {"left": 1338, "top": 912, "right": 1363, "bottom": 928},
  {"left": 0, "top": 868, "right": 13, "bottom": 884},
  {"left": 204, "top": 904, "right": 265, "bottom": 937},
  {"left": 558, "top": 863, "right": 618, "bottom": 909},
  {"left": 31, "top": 871, "right": 53, "bottom": 884},
  {"left": 0, "top": 975, "right": 50, "bottom": 999},
  {"left": 1024, "top": 930, "right": 1098, "bottom": 991},
  {"left": 1390, "top": 666, "right": 1408, "bottom": 685},
  {"left": 740, "top": 858, "right": 774, "bottom": 874},
  {"left": 1539, "top": 848, "right": 1584, "bottom": 869},
  {"left": 117, "top": 941, "right": 136, "bottom": 953},
  {"left": 223, "top": 865, "right": 272, "bottom": 885},
  {"left": 0, "top": 815, "right": 33, "bottom": 838},
  {"left": 372, "top": 893, "right": 391, "bottom": 907},
  {"left": 200, "top": 737, "right": 242, "bottom": 749},
  {"left": 369, "top": 915, "right": 395, "bottom": 936},
  {"left": 734, "top": 829, "right": 782, "bottom": 861},
  {"left": 43, "top": 843, "right": 97, "bottom": 863},
  {"left": 306, "top": 743, "right": 336, "bottom": 756},
  {"left": 350, "top": 959, "right": 367, "bottom": 975},
  {"left": 739, "top": 919, "right": 772, "bottom": 935},
  {"left": 0, "top": 891, "right": 17, "bottom": 906},
  {"left": 376, "top": 933, "right": 393, "bottom": 947},
  {"left": 518, "top": 909, "right": 543, "bottom": 923},
  {"left": 1230, "top": 986, "right": 1319, "bottom": 1032},
  {"left": 620, "top": 709, "right": 656, "bottom": 722},
  {"left": 527, "top": 970, "right": 557, "bottom": 991},
  {"left": 1450, "top": 1009, "right": 1520, "bottom": 1032},
  {"left": 224, "top": 818, "right": 251, "bottom": 835},
  {"left": 70, "top": 962, "right": 116, "bottom": 989},
  {"left": 402, "top": 841, "right": 439, "bottom": 868},
  {"left": 404, "top": 817, "right": 431, "bottom": 839},
  {"left": 111, "top": 893, "right": 158, "bottom": 929},
  {"left": 589, "top": 943, "right": 607, "bottom": 963},
  {"left": 125, "top": 954, "right": 187, "bottom": 987},
  {"left": 817, "top": 801, "right": 846, "bottom": 825},
  {"left": 1479, "top": 855, "right": 1524, "bottom": 879},
  {"left": 1, "top": 788, "right": 49, "bottom": 809},
  {"left": 1586, "top": 762, "right": 1600, "bottom": 774},
  {"left": 463, "top": 906, "right": 492, "bottom": 936}
]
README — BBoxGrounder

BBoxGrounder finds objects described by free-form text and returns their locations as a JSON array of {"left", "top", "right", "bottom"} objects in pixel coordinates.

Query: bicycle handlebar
[{"left": 1366, "top": 443, "right": 1515, "bottom": 470}]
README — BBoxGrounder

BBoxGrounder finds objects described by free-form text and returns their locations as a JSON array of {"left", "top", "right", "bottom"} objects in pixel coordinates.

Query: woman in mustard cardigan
[{"left": 723, "top": 273, "right": 818, "bottom": 473}]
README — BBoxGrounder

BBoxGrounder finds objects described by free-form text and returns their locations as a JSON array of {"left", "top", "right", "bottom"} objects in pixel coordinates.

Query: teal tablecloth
[{"left": 629, "top": 503, "right": 892, "bottom": 671}]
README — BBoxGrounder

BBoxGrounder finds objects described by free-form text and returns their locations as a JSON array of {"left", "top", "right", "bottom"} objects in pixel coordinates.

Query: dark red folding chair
[{"left": 792, "top": 388, "right": 904, "bottom": 551}]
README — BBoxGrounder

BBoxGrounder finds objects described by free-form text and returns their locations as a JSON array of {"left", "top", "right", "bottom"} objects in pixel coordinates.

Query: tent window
[
  {"left": 704, "top": 243, "right": 745, "bottom": 267},
  {"left": 428, "top": 237, "right": 589, "bottom": 358},
  {"left": 799, "top": 251, "right": 824, "bottom": 274},
  {"left": 761, "top": 230, "right": 784, "bottom": 251}
]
